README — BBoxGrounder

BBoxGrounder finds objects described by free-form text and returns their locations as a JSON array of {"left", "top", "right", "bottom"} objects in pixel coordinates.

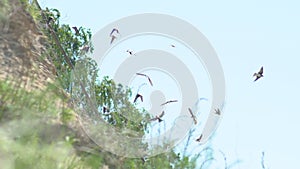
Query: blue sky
[{"left": 38, "top": 0, "right": 300, "bottom": 168}]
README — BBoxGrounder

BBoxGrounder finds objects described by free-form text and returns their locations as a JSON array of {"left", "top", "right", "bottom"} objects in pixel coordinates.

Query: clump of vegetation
[{"left": 0, "top": 79, "right": 77, "bottom": 169}]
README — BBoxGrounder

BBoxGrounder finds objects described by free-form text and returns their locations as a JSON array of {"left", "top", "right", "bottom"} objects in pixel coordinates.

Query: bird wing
[
  {"left": 126, "top": 50, "right": 133, "bottom": 54},
  {"left": 141, "top": 158, "right": 145, "bottom": 164},
  {"left": 160, "top": 101, "right": 168, "bottom": 106},
  {"left": 133, "top": 94, "right": 139, "bottom": 103},
  {"left": 196, "top": 134, "right": 203, "bottom": 142},
  {"left": 147, "top": 77, "right": 153, "bottom": 86},
  {"left": 254, "top": 76, "right": 260, "bottom": 82},
  {"left": 159, "top": 111, "right": 165, "bottom": 118},
  {"left": 136, "top": 73, "right": 146, "bottom": 77},
  {"left": 47, "top": 16, "right": 54, "bottom": 24},
  {"left": 188, "top": 108, "right": 197, "bottom": 124},
  {"left": 136, "top": 73, "right": 153, "bottom": 86},
  {"left": 259, "top": 66, "right": 263, "bottom": 74},
  {"left": 140, "top": 95, "right": 143, "bottom": 102},
  {"left": 150, "top": 117, "right": 158, "bottom": 121},
  {"left": 73, "top": 27, "right": 80, "bottom": 35},
  {"left": 188, "top": 108, "right": 194, "bottom": 117},
  {"left": 161, "top": 100, "right": 178, "bottom": 106},
  {"left": 110, "top": 28, "right": 117, "bottom": 36}
]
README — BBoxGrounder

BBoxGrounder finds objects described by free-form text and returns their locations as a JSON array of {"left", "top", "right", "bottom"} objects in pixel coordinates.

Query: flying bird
[
  {"left": 110, "top": 28, "right": 120, "bottom": 44},
  {"left": 161, "top": 100, "right": 178, "bottom": 106},
  {"left": 196, "top": 134, "right": 203, "bottom": 142},
  {"left": 133, "top": 93, "right": 143, "bottom": 103},
  {"left": 141, "top": 156, "right": 148, "bottom": 164},
  {"left": 215, "top": 108, "right": 221, "bottom": 115},
  {"left": 72, "top": 26, "right": 80, "bottom": 35},
  {"left": 136, "top": 73, "right": 153, "bottom": 86},
  {"left": 188, "top": 108, "right": 197, "bottom": 125},
  {"left": 171, "top": 44, "right": 175, "bottom": 48},
  {"left": 126, "top": 49, "right": 136, "bottom": 56},
  {"left": 46, "top": 16, "right": 54, "bottom": 24},
  {"left": 102, "top": 106, "right": 109, "bottom": 114},
  {"left": 150, "top": 111, "right": 165, "bottom": 123},
  {"left": 253, "top": 66, "right": 264, "bottom": 82},
  {"left": 110, "top": 28, "right": 119, "bottom": 36}
]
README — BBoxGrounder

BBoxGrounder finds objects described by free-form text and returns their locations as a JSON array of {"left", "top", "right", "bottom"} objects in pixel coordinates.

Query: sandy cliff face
[
  {"left": 0, "top": 0, "right": 55, "bottom": 91},
  {"left": 0, "top": 2, "right": 115, "bottom": 168}
]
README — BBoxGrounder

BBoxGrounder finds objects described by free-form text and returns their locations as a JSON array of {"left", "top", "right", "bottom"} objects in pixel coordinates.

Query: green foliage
[
  {"left": 0, "top": 80, "right": 77, "bottom": 169},
  {"left": 80, "top": 153, "right": 104, "bottom": 169},
  {"left": 0, "top": 2, "right": 209, "bottom": 169},
  {"left": 31, "top": 4, "right": 94, "bottom": 92},
  {"left": 94, "top": 76, "right": 148, "bottom": 132}
]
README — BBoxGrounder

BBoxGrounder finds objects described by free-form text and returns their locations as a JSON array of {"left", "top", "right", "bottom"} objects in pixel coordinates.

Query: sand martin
[
  {"left": 196, "top": 134, "right": 203, "bottom": 142},
  {"left": 253, "top": 66, "right": 264, "bottom": 82},
  {"left": 133, "top": 93, "right": 143, "bottom": 103},
  {"left": 161, "top": 100, "right": 178, "bottom": 106},
  {"left": 136, "top": 73, "right": 153, "bottom": 86},
  {"left": 188, "top": 108, "right": 197, "bottom": 125},
  {"left": 150, "top": 111, "right": 165, "bottom": 123}
]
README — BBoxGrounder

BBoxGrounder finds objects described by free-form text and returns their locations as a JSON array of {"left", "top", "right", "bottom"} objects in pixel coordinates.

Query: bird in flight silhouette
[
  {"left": 150, "top": 111, "right": 165, "bottom": 123},
  {"left": 136, "top": 73, "right": 153, "bottom": 86},
  {"left": 110, "top": 28, "right": 119, "bottom": 36},
  {"left": 253, "top": 66, "right": 264, "bottom": 82},
  {"left": 126, "top": 49, "right": 136, "bottom": 56},
  {"left": 72, "top": 26, "right": 80, "bottom": 35},
  {"left": 46, "top": 16, "right": 54, "bottom": 24},
  {"left": 215, "top": 108, "right": 221, "bottom": 115},
  {"left": 110, "top": 28, "right": 120, "bottom": 44},
  {"left": 133, "top": 93, "right": 143, "bottom": 103},
  {"left": 196, "top": 134, "right": 203, "bottom": 142},
  {"left": 141, "top": 156, "right": 148, "bottom": 164},
  {"left": 188, "top": 108, "right": 197, "bottom": 125},
  {"left": 102, "top": 106, "right": 109, "bottom": 114},
  {"left": 161, "top": 100, "right": 178, "bottom": 106}
]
